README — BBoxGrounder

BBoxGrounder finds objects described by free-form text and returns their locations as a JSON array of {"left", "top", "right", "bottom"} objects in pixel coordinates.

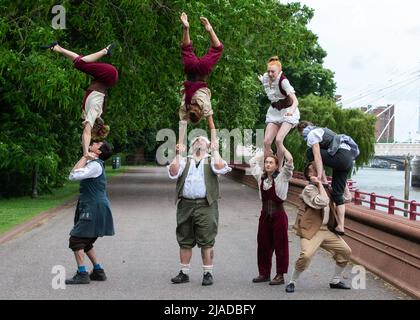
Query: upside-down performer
[
  {"left": 177, "top": 12, "right": 224, "bottom": 151},
  {"left": 41, "top": 41, "right": 119, "bottom": 155}
]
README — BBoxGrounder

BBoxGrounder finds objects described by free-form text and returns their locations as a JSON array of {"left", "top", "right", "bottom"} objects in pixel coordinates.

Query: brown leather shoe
[
  {"left": 269, "top": 274, "right": 285, "bottom": 285},
  {"left": 252, "top": 275, "right": 270, "bottom": 283}
]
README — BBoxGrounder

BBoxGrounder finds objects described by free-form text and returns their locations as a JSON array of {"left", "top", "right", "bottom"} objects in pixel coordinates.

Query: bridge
[
  {"left": 372, "top": 143, "right": 420, "bottom": 169},
  {"left": 375, "top": 143, "right": 420, "bottom": 157}
]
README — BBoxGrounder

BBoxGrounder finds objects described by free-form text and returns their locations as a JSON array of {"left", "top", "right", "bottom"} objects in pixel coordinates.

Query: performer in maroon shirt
[
  {"left": 177, "top": 12, "right": 224, "bottom": 152},
  {"left": 41, "top": 41, "right": 118, "bottom": 156}
]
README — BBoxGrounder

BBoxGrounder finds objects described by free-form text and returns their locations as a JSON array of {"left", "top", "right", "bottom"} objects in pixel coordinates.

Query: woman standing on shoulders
[{"left": 259, "top": 56, "right": 300, "bottom": 166}]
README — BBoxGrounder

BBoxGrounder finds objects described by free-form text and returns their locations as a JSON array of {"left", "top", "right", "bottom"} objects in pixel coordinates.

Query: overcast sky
[{"left": 285, "top": 0, "right": 420, "bottom": 141}]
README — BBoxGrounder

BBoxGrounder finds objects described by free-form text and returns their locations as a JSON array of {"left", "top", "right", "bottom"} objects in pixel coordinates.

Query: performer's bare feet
[
  {"left": 180, "top": 12, "right": 189, "bottom": 29},
  {"left": 200, "top": 16, "right": 213, "bottom": 32}
]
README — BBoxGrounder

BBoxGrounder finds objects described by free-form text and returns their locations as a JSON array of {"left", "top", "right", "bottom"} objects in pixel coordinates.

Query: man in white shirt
[
  {"left": 167, "top": 136, "right": 231, "bottom": 286},
  {"left": 66, "top": 141, "right": 115, "bottom": 285}
]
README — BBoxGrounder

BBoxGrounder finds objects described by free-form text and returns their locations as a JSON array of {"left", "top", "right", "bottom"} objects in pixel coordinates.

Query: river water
[
  {"left": 351, "top": 167, "right": 420, "bottom": 202},
  {"left": 351, "top": 167, "right": 420, "bottom": 220}
]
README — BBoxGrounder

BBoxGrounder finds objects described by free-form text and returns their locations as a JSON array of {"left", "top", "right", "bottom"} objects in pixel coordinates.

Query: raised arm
[
  {"left": 248, "top": 151, "right": 264, "bottom": 182},
  {"left": 210, "top": 148, "right": 232, "bottom": 175},
  {"left": 69, "top": 153, "right": 101, "bottom": 181},
  {"left": 169, "top": 145, "right": 184, "bottom": 177},
  {"left": 200, "top": 17, "right": 221, "bottom": 48},
  {"left": 180, "top": 12, "right": 191, "bottom": 46},
  {"left": 207, "top": 116, "right": 217, "bottom": 149},
  {"left": 177, "top": 120, "right": 188, "bottom": 154},
  {"left": 279, "top": 149, "right": 294, "bottom": 180},
  {"left": 82, "top": 123, "right": 92, "bottom": 156},
  {"left": 301, "top": 179, "right": 329, "bottom": 209},
  {"left": 311, "top": 143, "right": 324, "bottom": 182}
]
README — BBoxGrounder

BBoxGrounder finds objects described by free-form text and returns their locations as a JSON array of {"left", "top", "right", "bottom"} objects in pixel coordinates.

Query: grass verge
[{"left": 0, "top": 166, "right": 127, "bottom": 235}]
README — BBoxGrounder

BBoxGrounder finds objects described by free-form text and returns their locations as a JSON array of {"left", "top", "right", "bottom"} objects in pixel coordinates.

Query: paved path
[{"left": 0, "top": 167, "right": 409, "bottom": 300}]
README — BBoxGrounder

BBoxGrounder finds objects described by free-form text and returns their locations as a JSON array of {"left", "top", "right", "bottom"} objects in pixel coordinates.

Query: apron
[{"left": 70, "top": 159, "right": 115, "bottom": 238}]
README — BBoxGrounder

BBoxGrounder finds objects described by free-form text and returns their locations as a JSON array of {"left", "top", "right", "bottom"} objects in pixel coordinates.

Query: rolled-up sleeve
[
  {"left": 281, "top": 78, "right": 295, "bottom": 95},
  {"left": 273, "top": 163, "right": 294, "bottom": 200},
  {"left": 167, "top": 158, "right": 186, "bottom": 180},
  {"left": 307, "top": 128, "right": 324, "bottom": 148},
  {"left": 301, "top": 184, "right": 329, "bottom": 209},
  {"left": 69, "top": 161, "right": 102, "bottom": 181},
  {"left": 278, "top": 163, "right": 294, "bottom": 181},
  {"left": 249, "top": 151, "right": 264, "bottom": 182},
  {"left": 210, "top": 159, "right": 232, "bottom": 175}
]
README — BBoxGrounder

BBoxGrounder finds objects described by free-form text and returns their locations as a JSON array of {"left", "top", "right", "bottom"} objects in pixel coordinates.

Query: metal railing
[
  {"left": 230, "top": 164, "right": 420, "bottom": 221},
  {"left": 353, "top": 190, "right": 419, "bottom": 221}
]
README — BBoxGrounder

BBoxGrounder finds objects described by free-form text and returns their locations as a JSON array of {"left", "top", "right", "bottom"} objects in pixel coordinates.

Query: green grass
[{"left": 0, "top": 166, "right": 127, "bottom": 235}]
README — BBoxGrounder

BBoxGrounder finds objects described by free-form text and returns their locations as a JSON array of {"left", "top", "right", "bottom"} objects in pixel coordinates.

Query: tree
[
  {"left": 0, "top": 0, "right": 373, "bottom": 196},
  {"left": 283, "top": 95, "right": 376, "bottom": 172}
]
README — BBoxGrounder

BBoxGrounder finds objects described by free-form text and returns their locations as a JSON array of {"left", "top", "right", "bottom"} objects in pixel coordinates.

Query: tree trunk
[{"left": 31, "top": 164, "right": 38, "bottom": 198}]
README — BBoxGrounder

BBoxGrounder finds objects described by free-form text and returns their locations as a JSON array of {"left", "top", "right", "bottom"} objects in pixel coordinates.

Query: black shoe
[
  {"left": 40, "top": 41, "right": 58, "bottom": 50},
  {"left": 328, "top": 225, "right": 345, "bottom": 236},
  {"left": 65, "top": 271, "right": 90, "bottom": 285},
  {"left": 90, "top": 268, "right": 107, "bottom": 281},
  {"left": 202, "top": 272, "right": 213, "bottom": 286},
  {"left": 285, "top": 283, "right": 295, "bottom": 293},
  {"left": 171, "top": 270, "right": 189, "bottom": 284},
  {"left": 329, "top": 281, "right": 351, "bottom": 290},
  {"left": 105, "top": 43, "right": 116, "bottom": 56}
]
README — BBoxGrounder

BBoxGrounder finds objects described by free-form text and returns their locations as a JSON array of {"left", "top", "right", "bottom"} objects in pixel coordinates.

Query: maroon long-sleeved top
[{"left": 181, "top": 42, "right": 224, "bottom": 106}]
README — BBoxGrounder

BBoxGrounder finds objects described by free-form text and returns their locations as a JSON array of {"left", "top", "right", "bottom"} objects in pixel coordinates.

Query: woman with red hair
[{"left": 258, "top": 56, "right": 300, "bottom": 167}]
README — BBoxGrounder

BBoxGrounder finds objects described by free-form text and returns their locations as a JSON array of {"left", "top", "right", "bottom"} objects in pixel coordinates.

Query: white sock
[
  {"left": 180, "top": 264, "right": 190, "bottom": 275},
  {"left": 331, "top": 265, "right": 345, "bottom": 284},
  {"left": 203, "top": 265, "right": 213, "bottom": 275},
  {"left": 289, "top": 269, "right": 302, "bottom": 284}
]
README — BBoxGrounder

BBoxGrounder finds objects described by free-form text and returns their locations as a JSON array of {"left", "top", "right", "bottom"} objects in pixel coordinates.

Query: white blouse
[
  {"left": 69, "top": 160, "right": 102, "bottom": 181},
  {"left": 261, "top": 72, "right": 295, "bottom": 103},
  {"left": 167, "top": 155, "right": 232, "bottom": 199},
  {"left": 260, "top": 72, "right": 300, "bottom": 126},
  {"left": 249, "top": 152, "right": 294, "bottom": 201},
  {"left": 306, "top": 128, "right": 351, "bottom": 151}
]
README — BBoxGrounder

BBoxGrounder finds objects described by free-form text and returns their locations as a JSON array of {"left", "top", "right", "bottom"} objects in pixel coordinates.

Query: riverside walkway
[{"left": 0, "top": 167, "right": 409, "bottom": 300}]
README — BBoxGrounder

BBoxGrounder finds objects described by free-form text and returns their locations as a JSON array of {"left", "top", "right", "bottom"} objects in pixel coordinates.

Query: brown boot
[
  {"left": 252, "top": 275, "right": 270, "bottom": 283},
  {"left": 269, "top": 274, "right": 285, "bottom": 285}
]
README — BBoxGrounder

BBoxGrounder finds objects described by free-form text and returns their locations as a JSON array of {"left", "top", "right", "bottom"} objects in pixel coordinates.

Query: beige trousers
[{"left": 295, "top": 227, "right": 352, "bottom": 272}]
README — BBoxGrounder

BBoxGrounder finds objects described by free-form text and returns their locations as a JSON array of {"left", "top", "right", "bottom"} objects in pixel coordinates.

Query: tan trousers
[{"left": 295, "top": 227, "right": 352, "bottom": 272}]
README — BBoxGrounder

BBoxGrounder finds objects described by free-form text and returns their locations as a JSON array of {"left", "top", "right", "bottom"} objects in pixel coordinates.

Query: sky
[{"left": 285, "top": 0, "right": 420, "bottom": 142}]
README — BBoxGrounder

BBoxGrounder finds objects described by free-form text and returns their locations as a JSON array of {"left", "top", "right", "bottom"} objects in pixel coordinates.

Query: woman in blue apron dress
[{"left": 66, "top": 141, "right": 114, "bottom": 285}]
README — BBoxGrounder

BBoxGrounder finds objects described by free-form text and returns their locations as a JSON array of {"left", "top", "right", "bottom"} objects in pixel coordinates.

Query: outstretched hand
[
  {"left": 200, "top": 16, "right": 213, "bottom": 32},
  {"left": 180, "top": 12, "right": 189, "bottom": 28}
]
